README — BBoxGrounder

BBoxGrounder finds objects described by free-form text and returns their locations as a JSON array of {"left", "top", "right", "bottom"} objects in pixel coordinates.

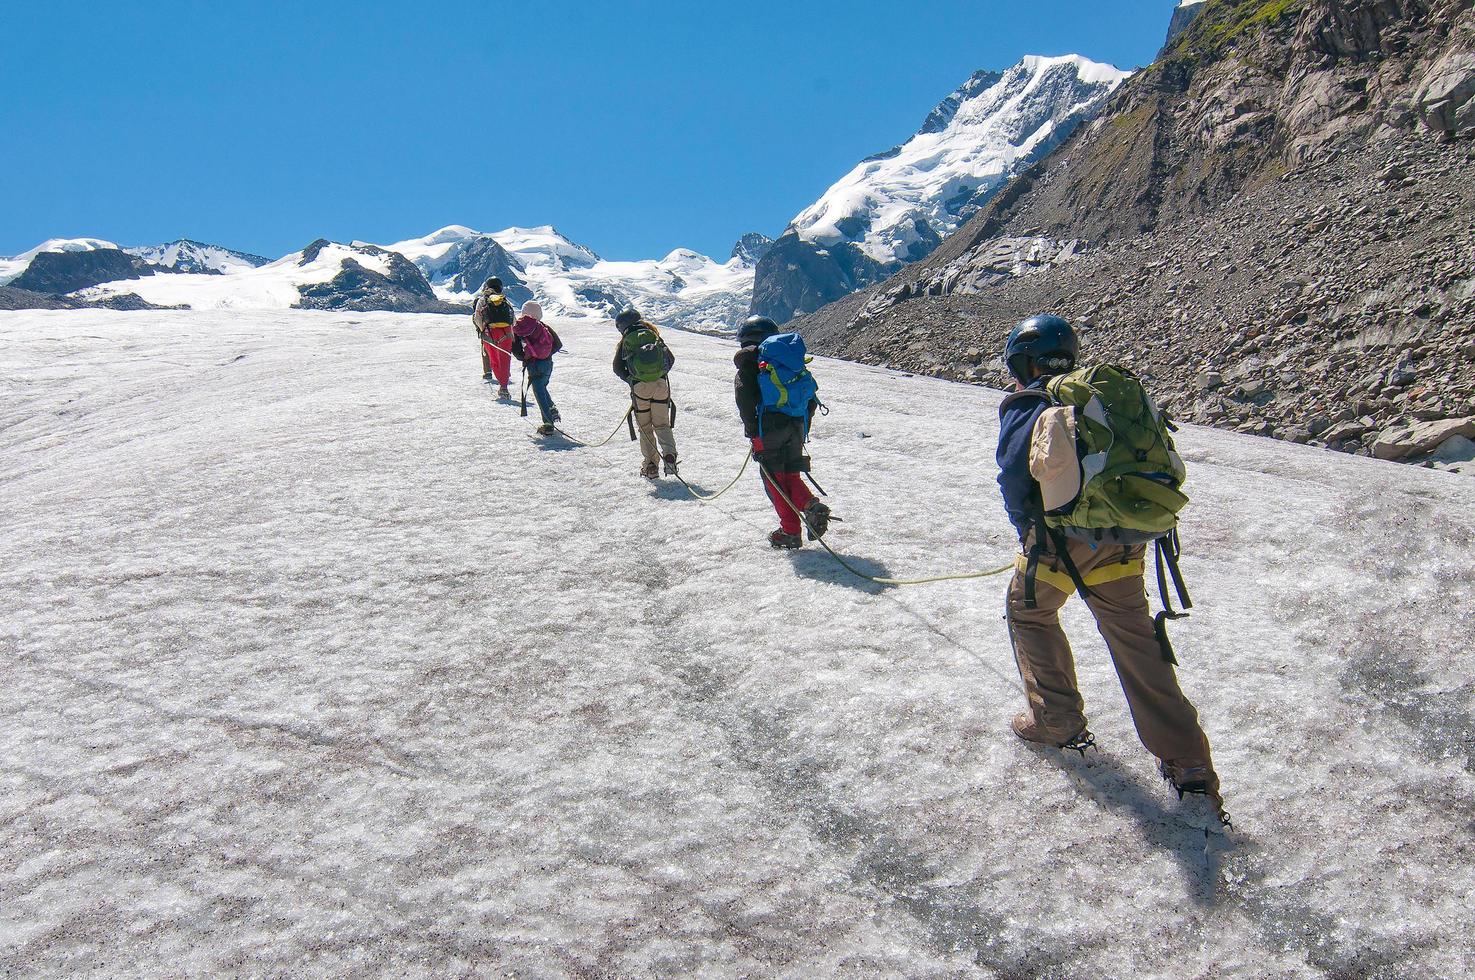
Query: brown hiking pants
[
  {"left": 632, "top": 379, "right": 678, "bottom": 465},
  {"left": 1005, "top": 533, "right": 1214, "bottom": 768}
]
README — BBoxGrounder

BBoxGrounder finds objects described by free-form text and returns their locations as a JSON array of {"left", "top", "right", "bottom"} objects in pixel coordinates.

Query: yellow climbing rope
[
  {"left": 673, "top": 451, "right": 753, "bottom": 503},
  {"left": 756, "top": 460, "right": 1015, "bottom": 588},
  {"left": 552, "top": 407, "right": 634, "bottom": 448}
]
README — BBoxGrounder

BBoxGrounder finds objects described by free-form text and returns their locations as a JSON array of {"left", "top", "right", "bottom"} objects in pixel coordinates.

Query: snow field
[{"left": 2, "top": 311, "right": 1473, "bottom": 977}]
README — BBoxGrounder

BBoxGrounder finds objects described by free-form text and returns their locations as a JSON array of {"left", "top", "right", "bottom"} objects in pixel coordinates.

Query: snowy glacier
[{"left": 2, "top": 310, "right": 1472, "bottom": 977}]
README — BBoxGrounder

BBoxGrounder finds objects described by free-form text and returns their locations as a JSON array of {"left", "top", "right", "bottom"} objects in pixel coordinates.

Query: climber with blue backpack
[
  {"left": 997, "top": 314, "right": 1225, "bottom": 823},
  {"left": 613, "top": 308, "right": 679, "bottom": 479},
  {"left": 734, "top": 315, "right": 831, "bottom": 549}
]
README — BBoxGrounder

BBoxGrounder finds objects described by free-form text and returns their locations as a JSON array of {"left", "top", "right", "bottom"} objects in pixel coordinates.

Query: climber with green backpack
[
  {"left": 613, "top": 308, "right": 679, "bottom": 479},
  {"left": 996, "top": 314, "right": 1225, "bottom": 823}
]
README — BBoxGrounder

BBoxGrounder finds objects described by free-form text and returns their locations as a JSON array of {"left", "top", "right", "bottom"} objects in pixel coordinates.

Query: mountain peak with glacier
[{"left": 751, "top": 54, "right": 1128, "bottom": 324}]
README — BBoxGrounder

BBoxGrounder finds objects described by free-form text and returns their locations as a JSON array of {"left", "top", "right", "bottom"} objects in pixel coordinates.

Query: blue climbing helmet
[{"left": 1004, "top": 314, "right": 1078, "bottom": 384}]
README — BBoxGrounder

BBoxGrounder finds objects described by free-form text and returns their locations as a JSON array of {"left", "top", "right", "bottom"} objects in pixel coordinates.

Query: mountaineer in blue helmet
[{"left": 996, "top": 314, "right": 1224, "bottom": 823}]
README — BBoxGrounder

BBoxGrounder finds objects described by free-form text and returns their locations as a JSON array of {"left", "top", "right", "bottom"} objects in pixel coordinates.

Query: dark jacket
[
  {"left": 996, "top": 381, "right": 1051, "bottom": 541},
  {"left": 613, "top": 327, "right": 676, "bottom": 385},
  {"left": 733, "top": 345, "right": 763, "bottom": 438}
]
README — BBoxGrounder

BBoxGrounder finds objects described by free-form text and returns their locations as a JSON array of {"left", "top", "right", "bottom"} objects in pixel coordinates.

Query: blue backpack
[{"left": 757, "top": 333, "right": 819, "bottom": 427}]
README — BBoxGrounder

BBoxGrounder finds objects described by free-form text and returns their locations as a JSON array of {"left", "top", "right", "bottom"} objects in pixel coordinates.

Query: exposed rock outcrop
[
  {"left": 9, "top": 248, "right": 156, "bottom": 295},
  {"left": 295, "top": 241, "right": 467, "bottom": 313}
]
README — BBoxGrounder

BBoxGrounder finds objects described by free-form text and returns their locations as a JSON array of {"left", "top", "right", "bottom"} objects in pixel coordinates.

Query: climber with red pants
[{"left": 733, "top": 316, "right": 831, "bottom": 549}]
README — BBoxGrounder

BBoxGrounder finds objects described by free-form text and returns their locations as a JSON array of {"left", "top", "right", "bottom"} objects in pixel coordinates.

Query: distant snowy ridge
[
  {"left": 752, "top": 54, "right": 1129, "bottom": 323},
  {"left": 383, "top": 225, "right": 758, "bottom": 333},
  {"left": 126, "top": 240, "right": 271, "bottom": 275},
  {"left": 37, "top": 225, "right": 761, "bottom": 331}
]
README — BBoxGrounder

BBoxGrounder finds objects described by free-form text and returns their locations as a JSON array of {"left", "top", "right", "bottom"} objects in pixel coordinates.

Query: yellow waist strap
[{"left": 1015, "top": 553, "right": 1144, "bottom": 596}]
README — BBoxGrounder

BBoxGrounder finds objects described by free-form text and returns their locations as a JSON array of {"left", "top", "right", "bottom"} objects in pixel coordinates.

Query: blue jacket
[{"left": 996, "top": 382, "right": 1051, "bottom": 540}]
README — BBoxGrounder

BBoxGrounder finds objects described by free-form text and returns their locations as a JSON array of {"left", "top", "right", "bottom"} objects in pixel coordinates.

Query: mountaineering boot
[
  {"left": 1160, "top": 759, "right": 1230, "bottom": 829},
  {"left": 1011, "top": 711, "right": 1096, "bottom": 754},
  {"left": 536, "top": 423, "right": 556, "bottom": 435},
  {"left": 802, "top": 500, "right": 831, "bottom": 540},
  {"left": 483, "top": 371, "right": 496, "bottom": 382},
  {"left": 497, "top": 385, "right": 510, "bottom": 399},
  {"left": 641, "top": 459, "right": 660, "bottom": 480},
  {"left": 768, "top": 529, "right": 803, "bottom": 550},
  {"left": 663, "top": 453, "right": 679, "bottom": 477},
  {"left": 1158, "top": 759, "right": 1220, "bottom": 799}
]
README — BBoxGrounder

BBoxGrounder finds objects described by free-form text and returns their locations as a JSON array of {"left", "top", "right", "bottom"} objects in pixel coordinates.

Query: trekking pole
[{"left": 519, "top": 366, "right": 529, "bottom": 418}]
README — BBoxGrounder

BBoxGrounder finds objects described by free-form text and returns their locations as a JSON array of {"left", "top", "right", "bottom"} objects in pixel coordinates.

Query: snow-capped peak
[
  {"left": 786, "top": 54, "right": 1128, "bottom": 265},
  {"left": 1, "top": 238, "right": 121, "bottom": 285}
]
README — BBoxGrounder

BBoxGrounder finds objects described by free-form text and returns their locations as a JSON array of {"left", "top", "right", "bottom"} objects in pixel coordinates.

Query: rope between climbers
[
  {"left": 673, "top": 451, "right": 753, "bottom": 503},
  {"left": 553, "top": 407, "right": 634, "bottom": 448},
  {"left": 756, "top": 460, "right": 1014, "bottom": 588}
]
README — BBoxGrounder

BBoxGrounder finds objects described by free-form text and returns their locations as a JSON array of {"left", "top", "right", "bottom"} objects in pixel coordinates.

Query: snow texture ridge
[{"left": 2, "top": 309, "right": 1473, "bottom": 977}]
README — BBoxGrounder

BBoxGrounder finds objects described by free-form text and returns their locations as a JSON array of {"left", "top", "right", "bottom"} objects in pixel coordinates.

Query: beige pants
[
  {"left": 632, "top": 379, "right": 677, "bottom": 465},
  {"left": 1006, "top": 534, "right": 1214, "bottom": 767}
]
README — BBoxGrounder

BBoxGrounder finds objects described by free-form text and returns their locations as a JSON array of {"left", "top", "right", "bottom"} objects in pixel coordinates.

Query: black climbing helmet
[
  {"left": 483, "top": 276, "right": 503, "bottom": 293},
  {"left": 615, "top": 308, "right": 643, "bottom": 333},
  {"left": 738, "top": 315, "right": 779, "bottom": 347},
  {"left": 1004, "top": 314, "right": 1078, "bottom": 384}
]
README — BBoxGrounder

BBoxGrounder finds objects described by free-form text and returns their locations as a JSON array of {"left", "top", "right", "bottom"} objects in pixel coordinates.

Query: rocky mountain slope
[
  {"left": 751, "top": 55, "right": 1129, "bottom": 324},
  {"left": 796, "top": 0, "right": 1475, "bottom": 467}
]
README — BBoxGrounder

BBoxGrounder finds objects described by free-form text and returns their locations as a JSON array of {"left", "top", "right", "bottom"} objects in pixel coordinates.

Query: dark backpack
[
  {"left": 621, "top": 325, "right": 669, "bottom": 383},
  {"left": 484, "top": 295, "right": 513, "bottom": 326}
]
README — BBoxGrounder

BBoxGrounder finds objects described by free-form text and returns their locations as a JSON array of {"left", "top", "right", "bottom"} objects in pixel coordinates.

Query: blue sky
[{"left": 1, "top": 1, "right": 1177, "bottom": 262}]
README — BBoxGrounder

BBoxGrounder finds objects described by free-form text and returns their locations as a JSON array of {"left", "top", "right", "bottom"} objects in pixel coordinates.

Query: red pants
[
  {"left": 482, "top": 327, "right": 512, "bottom": 386},
  {"left": 762, "top": 470, "right": 814, "bottom": 535}
]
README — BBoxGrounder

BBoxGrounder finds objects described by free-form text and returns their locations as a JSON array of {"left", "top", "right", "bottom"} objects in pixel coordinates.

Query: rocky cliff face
[
  {"left": 8, "top": 248, "right": 157, "bottom": 295},
  {"left": 730, "top": 232, "right": 775, "bottom": 267},
  {"left": 439, "top": 237, "right": 533, "bottom": 302},
  {"left": 295, "top": 240, "right": 466, "bottom": 314},
  {"left": 750, "top": 56, "right": 1128, "bottom": 324},
  {"left": 797, "top": 0, "right": 1475, "bottom": 466}
]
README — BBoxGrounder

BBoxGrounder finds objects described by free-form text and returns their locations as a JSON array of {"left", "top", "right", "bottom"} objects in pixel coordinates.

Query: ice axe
[
  {"left": 520, "top": 366, "right": 529, "bottom": 418},
  {"left": 627, "top": 395, "right": 637, "bottom": 441}
]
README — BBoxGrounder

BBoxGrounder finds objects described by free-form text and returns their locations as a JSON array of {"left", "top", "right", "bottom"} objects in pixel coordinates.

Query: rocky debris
[
  {"left": 296, "top": 245, "right": 466, "bottom": 314},
  {"left": 730, "top": 232, "right": 775, "bottom": 267},
  {"left": 1371, "top": 416, "right": 1475, "bottom": 460},
  {"left": 9, "top": 248, "right": 157, "bottom": 295},
  {"left": 0, "top": 286, "right": 78, "bottom": 310},
  {"left": 794, "top": 1, "right": 1475, "bottom": 468}
]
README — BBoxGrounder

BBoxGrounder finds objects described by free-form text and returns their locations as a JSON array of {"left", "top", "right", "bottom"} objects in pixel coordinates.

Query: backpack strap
[{"left": 1152, "top": 529, "right": 1192, "bottom": 664}]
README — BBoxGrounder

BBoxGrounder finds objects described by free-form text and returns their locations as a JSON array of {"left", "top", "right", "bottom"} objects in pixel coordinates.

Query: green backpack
[
  {"left": 1042, "top": 364, "right": 1187, "bottom": 538},
  {"left": 621, "top": 325, "right": 669, "bottom": 384}
]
